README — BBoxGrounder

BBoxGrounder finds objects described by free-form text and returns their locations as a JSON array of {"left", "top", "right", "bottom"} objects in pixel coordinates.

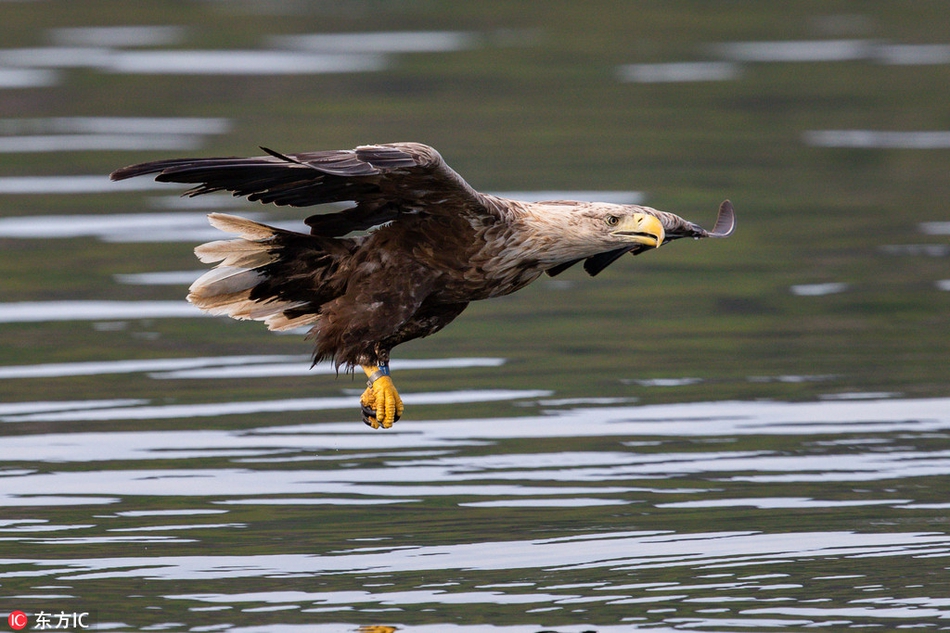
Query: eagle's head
[
  {"left": 522, "top": 199, "right": 735, "bottom": 277},
  {"left": 602, "top": 207, "right": 667, "bottom": 249}
]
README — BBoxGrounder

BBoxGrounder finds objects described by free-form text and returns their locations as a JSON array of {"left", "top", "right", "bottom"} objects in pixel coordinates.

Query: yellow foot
[{"left": 360, "top": 365, "right": 404, "bottom": 429}]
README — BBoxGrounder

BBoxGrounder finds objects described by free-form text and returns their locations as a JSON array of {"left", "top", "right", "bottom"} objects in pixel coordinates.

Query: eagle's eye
[{"left": 605, "top": 215, "right": 620, "bottom": 227}]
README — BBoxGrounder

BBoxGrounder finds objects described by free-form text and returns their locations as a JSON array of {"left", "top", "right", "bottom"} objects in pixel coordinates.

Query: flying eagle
[{"left": 111, "top": 142, "right": 735, "bottom": 428}]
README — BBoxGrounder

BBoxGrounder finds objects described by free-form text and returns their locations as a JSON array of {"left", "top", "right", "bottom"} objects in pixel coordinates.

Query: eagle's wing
[
  {"left": 110, "top": 142, "right": 497, "bottom": 236},
  {"left": 545, "top": 245, "right": 649, "bottom": 278}
]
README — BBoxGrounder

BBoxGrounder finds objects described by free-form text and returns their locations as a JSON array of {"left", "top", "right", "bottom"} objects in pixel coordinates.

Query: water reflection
[
  {"left": 0, "top": 46, "right": 113, "bottom": 69},
  {"left": 712, "top": 39, "right": 950, "bottom": 65},
  {"left": 0, "top": 354, "right": 503, "bottom": 379},
  {"left": 0, "top": 44, "right": 377, "bottom": 75},
  {"left": 270, "top": 31, "right": 479, "bottom": 54},
  {"left": 713, "top": 39, "right": 875, "bottom": 62},
  {"left": 0, "top": 133, "right": 207, "bottom": 152},
  {"left": 4, "top": 396, "right": 950, "bottom": 483},
  {"left": 920, "top": 221, "right": 950, "bottom": 235},
  {"left": 0, "top": 398, "right": 145, "bottom": 414},
  {"left": 48, "top": 26, "right": 188, "bottom": 48},
  {"left": 657, "top": 498, "right": 910, "bottom": 509},
  {"left": 114, "top": 270, "right": 206, "bottom": 285},
  {"left": 0, "top": 175, "right": 169, "bottom": 194},
  {"left": 804, "top": 130, "right": 950, "bottom": 149},
  {"left": 152, "top": 356, "right": 506, "bottom": 379},
  {"left": 0, "top": 116, "right": 230, "bottom": 152},
  {"left": 0, "top": 388, "right": 550, "bottom": 422},
  {"left": 0, "top": 355, "right": 303, "bottom": 379},
  {"left": 789, "top": 282, "right": 849, "bottom": 296},
  {"left": 3, "top": 8, "right": 950, "bottom": 631},
  {"left": 0, "top": 211, "right": 234, "bottom": 239},
  {"left": 5, "top": 529, "right": 948, "bottom": 580},
  {"left": 230, "top": 628, "right": 696, "bottom": 632},
  {"left": 106, "top": 50, "right": 387, "bottom": 75},
  {"left": 618, "top": 62, "right": 740, "bottom": 83},
  {"left": 0, "top": 28, "right": 507, "bottom": 86},
  {"left": 878, "top": 43, "right": 950, "bottom": 64},
  {"left": 2, "top": 391, "right": 949, "bottom": 628},
  {"left": 618, "top": 37, "right": 950, "bottom": 87},
  {"left": 0, "top": 300, "right": 203, "bottom": 323},
  {"left": 0, "top": 68, "right": 58, "bottom": 88}
]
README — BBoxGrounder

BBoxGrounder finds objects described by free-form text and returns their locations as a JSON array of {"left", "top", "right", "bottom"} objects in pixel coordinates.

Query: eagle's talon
[
  {"left": 360, "top": 366, "right": 403, "bottom": 429},
  {"left": 360, "top": 388, "right": 381, "bottom": 428},
  {"left": 360, "top": 402, "right": 380, "bottom": 429}
]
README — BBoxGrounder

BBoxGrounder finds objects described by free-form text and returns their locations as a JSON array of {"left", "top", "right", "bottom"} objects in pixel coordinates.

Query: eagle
[{"left": 111, "top": 142, "right": 735, "bottom": 428}]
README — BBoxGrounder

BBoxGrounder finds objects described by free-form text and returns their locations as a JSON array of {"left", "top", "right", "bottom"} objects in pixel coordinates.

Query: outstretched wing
[{"left": 110, "top": 142, "right": 497, "bottom": 236}]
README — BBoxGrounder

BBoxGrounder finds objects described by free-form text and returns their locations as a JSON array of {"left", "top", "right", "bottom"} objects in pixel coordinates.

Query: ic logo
[{"left": 7, "top": 611, "right": 28, "bottom": 631}]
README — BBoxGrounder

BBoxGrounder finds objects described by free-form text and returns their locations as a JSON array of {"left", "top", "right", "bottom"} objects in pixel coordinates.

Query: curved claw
[
  {"left": 360, "top": 402, "right": 379, "bottom": 428},
  {"left": 359, "top": 376, "right": 403, "bottom": 429}
]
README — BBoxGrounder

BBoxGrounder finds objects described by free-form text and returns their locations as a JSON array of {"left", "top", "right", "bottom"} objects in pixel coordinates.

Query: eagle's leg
[{"left": 359, "top": 363, "right": 404, "bottom": 429}]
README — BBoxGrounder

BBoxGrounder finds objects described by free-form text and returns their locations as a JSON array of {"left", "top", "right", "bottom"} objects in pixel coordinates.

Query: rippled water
[
  {"left": 3, "top": 373, "right": 950, "bottom": 630},
  {"left": 3, "top": 4, "right": 950, "bottom": 632}
]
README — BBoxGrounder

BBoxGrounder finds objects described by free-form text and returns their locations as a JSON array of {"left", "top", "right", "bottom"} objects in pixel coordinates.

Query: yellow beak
[{"left": 611, "top": 212, "right": 665, "bottom": 248}]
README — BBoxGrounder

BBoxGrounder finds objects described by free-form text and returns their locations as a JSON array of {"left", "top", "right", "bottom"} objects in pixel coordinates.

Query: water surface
[
  {"left": 3, "top": 384, "right": 950, "bottom": 630},
  {"left": 2, "top": 3, "right": 950, "bottom": 632}
]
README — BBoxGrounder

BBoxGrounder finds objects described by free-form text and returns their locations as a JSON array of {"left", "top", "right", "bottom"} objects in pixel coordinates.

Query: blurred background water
[{"left": 1, "top": 2, "right": 949, "bottom": 631}]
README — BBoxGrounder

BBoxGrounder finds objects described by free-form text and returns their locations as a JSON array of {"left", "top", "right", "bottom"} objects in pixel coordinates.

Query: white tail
[{"left": 187, "top": 213, "right": 320, "bottom": 331}]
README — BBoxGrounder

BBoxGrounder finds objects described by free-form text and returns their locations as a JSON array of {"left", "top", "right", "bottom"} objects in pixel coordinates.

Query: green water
[{"left": 1, "top": 2, "right": 950, "bottom": 630}]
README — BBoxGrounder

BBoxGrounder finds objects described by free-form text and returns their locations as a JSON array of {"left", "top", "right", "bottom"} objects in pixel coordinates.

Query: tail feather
[
  {"left": 194, "top": 239, "right": 275, "bottom": 267},
  {"left": 207, "top": 212, "right": 277, "bottom": 241},
  {"left": 189, "top": 266, "right": 262, "bottom": 296},
  {"left": 187, "top": 213, "right": 344, "bottom": 332},
  {"left": 188, "top": 289, "right": 254, "bottom": 314}
]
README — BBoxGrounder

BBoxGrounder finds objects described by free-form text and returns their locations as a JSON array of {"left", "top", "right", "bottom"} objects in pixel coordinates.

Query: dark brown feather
[
  {"left": 545, "top": 258, "right": 583, "bottom": 277},
  {"left": 583, "top": 247, "right": 635, "bottom": 276},
  {"left": 111, "top": 142, "right": 496, "bottom": 226}
]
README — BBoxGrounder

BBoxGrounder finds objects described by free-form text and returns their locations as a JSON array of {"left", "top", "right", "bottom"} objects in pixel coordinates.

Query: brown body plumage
[{"left": 112, "top": 142, "right": 734, "bottom": 426}]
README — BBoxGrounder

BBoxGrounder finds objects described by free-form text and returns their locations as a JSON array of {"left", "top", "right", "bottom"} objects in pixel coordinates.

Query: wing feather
[
  {"left": 545, "top": 258, "right": 582, "bottom": 277},
  {"left": 583, "top": 248, "right": 633, "bottom": 276},
  {"left": 111, "top": 142, "right": 495, "bottom": 235}
]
